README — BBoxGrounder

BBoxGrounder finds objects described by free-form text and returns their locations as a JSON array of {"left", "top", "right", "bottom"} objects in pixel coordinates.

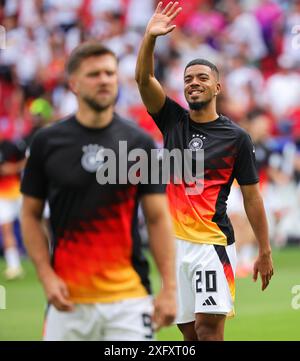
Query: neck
[
  {"left": 76, "top": 101, "right": 114, "bottom": 128},
  {"left": 189, "top": 104, "right": 219, "bottom": 123}
]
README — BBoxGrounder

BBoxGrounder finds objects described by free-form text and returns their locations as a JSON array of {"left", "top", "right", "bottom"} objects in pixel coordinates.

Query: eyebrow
[
  {"left": 184, "top": 73, "right": 210, "bottom": 79},
  {"left": 86, "top": 69, "right": 115, "bottom": 75},
  {"left": 86, "top": 70, "right": 100, "bottom": 75}
]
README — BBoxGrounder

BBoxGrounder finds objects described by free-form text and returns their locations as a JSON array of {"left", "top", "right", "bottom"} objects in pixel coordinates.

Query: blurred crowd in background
[{"left": 0, "top": 0, "right": 300, "bottom": 279}]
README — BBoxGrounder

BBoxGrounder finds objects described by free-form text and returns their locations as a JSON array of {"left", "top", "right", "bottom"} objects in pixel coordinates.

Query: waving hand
[{"left": 146, "top": 2, "right": 182, "bottom": 37}]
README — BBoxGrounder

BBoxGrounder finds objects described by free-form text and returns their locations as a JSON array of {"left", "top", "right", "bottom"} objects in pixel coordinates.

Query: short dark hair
[
  {"left": 66, "top": 42, "right": 117, "bottom": 75},
  {"left": 184, "top": 58, "right": 219, "bottom": 80},
  {"left": 247, "top": 108, "right": 268, "bottom": 121}
]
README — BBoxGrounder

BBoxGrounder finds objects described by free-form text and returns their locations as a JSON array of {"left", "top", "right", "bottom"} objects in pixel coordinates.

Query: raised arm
[
  {"left": 141, "top": 193, "right": 176, "bottom": 330},
  {"left": 135, "top": 2, "right": 182, "bottom": 114}
]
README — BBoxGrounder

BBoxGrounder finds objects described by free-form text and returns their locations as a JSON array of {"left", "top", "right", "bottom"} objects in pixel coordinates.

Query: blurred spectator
[
  {"left": 254, "top": 0, "right": 283, "bottom": 54},
  {"left": 183, "top": 0, "right": 225, "bottom": 42},
  {"left": 52, "top": 83, "right": 77, "bottom": 118},
  {"left": 0, "top": 135, "right": 25, "bottom": 279},
  {"left": 222, "top": 0, "right": 267, "bottom": 62},
  {"left": 224, "top": 54, "right": 264, "bottom": 119},
  {"left": 125, "top": 0, "right": 155, "bottom": 31},
  {"left": 0, "top": 66, "right": 24, "bottom": 139},
  {"left": 264, "top": 54, "right": 300, "bottom": 122},
  {"left": 282, "top": 0, "right": 300, "bottom": 66},
  {"left": 43, "top": 0, "right": 82, "bottom": 30}
]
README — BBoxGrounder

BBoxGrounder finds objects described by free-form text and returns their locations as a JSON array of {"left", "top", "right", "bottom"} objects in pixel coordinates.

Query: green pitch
[{"left": 0, "top": 247, "right": 299, "bottom": 341}]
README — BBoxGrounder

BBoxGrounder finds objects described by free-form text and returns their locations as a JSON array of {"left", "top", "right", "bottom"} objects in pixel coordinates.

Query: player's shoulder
[
  {"left": 164, "top": 96, "right": 188, "bottom": 114},
  {"left": 149, "top": 96, "right": 187, "bottom": 117},
  {"left": 114, "top": 113, "right": 155, "bottom": 145},
  {"left": 30, "top": 115, "right": 75, "bottom": 141},
  {"left": 220, "top": 114, "right": 250, "bottom": 140}
]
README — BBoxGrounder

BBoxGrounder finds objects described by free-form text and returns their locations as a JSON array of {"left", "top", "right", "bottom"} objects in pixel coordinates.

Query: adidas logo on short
[{"left": 202, "top": 296, "right": 217, "bottom": 306}]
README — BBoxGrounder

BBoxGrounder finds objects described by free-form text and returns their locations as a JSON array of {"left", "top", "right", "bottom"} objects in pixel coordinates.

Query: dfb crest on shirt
[
  {"left": 188, "top": 134, "right": 206, "bottom": 151},
  {"left": 81, "top": 144, "right": 104, "bottom": 173}
]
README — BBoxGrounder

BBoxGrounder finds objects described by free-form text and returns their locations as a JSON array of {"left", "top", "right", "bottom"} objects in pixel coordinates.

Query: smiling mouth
[{"left": 188, "top": 89, "right": 204, "bottom": 96}]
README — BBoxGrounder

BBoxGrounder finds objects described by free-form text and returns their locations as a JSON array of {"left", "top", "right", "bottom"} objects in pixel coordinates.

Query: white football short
[
  {"left": 175, "top": 238, "right": 236, "bottom": 324},
  {"left": 43, "top": 296, "right": 154, "bottom": 341},
  {"left": 0, "top": 198, "right": 21, "bottom": 225}
]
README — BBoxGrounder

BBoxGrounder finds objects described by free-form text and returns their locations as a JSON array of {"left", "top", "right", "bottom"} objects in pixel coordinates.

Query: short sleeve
[
  {"left": 20, "top": 131, "right": 48, "bottom": 199},
  {"left": 13, "top": 139, "right": 27, "bottom": 160},
  {"left": 149, "top": 97, "right": 186, "bottom": 134},
  {"left": 234, "top": 132, "right": 259, "bottom": 185}
]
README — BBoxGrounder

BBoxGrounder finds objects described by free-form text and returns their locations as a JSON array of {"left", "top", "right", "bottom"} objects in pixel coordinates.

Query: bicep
[
  {"left": 240, "top": 183, "right": 262, "bottom": 203},
  {"left": 138, "top": 76, "right": 166, "bottom": 114},
  {"left": 21, "top": 195, "right": 45, "bottom": 219},
  {"left": 141, "top": 193, "right": 170, "bottom": 224}
]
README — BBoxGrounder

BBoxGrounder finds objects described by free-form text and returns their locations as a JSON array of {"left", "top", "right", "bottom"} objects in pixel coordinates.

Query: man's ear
[
  {"left": 215, "top": 82, "right": 221, "bottom": 96},
  {"left": 68, "top": 76, "right": 77, "bottom": 95}
]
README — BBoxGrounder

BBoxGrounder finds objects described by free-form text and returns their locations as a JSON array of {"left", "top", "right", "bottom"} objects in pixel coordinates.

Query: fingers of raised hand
[
  {"left": 166, "top": 2, "right": 180, "bottom": 17},
  {"left": 161, "top": 2, "right": 181, "bottom": 18},
  {"left": 155, "top": 2, "right": 163, "bottom": 14},
  {"left": 169, "top": 6, "right": 182, "bottom": 21},
  {"left": 161, "top": 2, "right": 175, "bottom": 15}
]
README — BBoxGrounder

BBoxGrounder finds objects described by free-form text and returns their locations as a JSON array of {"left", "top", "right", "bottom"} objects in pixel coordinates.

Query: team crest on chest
[
  {"left": 81, "top": 144, "right": 104, "bottom": 173},
  {"left": 188, "top": 134, "right": 206, "bottom": 151}
]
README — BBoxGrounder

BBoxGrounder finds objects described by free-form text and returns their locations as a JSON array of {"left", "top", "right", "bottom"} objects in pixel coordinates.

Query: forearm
[
  {"left": 243, "top": 195, "right": 271, "bottom": 255},
  {"left": 0, "top": 160, "right": 25, "bottom": 175},
  {"left": 147, "top": 215, "right": 176, "bottom": 291},
  {"left": 135, "top": 33, "right": 156, "bottom": 85},
  {"left": 21, "top": 214, "right": 53, "bottom": 280}
]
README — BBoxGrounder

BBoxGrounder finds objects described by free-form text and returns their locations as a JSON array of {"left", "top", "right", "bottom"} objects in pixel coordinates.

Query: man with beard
[
  {"left": 20, "top": 42, "right": 176, "bottom": 340},
  {"left": 135, "top": 2, "right": 273, "bottom": 341}
]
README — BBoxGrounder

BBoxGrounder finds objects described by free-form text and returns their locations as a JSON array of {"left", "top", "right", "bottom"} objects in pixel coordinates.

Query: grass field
[{"left": 0, "top": 247, "right": 299, "bottom": 341}]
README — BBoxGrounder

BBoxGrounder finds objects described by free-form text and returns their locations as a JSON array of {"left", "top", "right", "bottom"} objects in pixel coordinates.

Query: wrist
[
  {"left": 161, "top": 281, "right": 176, "bottom": 292},
  {"left": 145, "top": 31, "right": 157, "bottom": 42},
  {"left": 258, "top": 247, "right": 272, "bottom": 257},
  {"left": 37, "top": 264, "right": 55, "bottom": 282}
]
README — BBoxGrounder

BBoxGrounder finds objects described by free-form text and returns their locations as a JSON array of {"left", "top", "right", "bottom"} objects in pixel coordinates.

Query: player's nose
[{"left": 190, "top": 78, "right": 200, "bottom": 86}]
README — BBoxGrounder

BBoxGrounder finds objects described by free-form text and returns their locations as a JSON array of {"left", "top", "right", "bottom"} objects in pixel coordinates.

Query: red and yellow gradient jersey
[
  {"left": 150, "top": 97, "right": 259, "bottom": 246},
  {"left": 0, "top": 175, "right": 21, "bottom": 200},
  {"left": 53, "top": 187, "right": 148, "bottom": 303},
  {"left": 0, "top": 140, "right": 25, "bottom": 200},
  {"left": 21, "top": 115, "right": 164, "bottom": 303}
]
